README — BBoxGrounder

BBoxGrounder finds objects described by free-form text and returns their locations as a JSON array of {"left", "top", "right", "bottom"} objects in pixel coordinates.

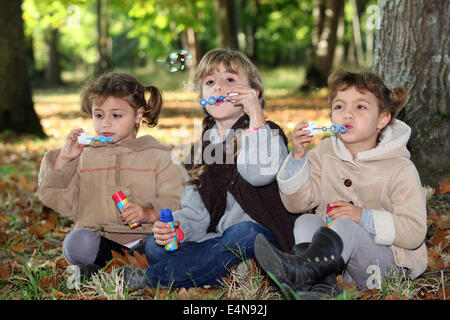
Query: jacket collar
[{"left": 331, "top": 119, "right": 411, "bottom": 163}]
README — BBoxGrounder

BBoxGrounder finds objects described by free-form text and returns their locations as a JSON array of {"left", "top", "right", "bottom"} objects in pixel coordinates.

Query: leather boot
[
  {"left": 255, "top": 227, "right": 345, "bottom": 293},
  {"left": 291, "top": 242, "right": 342, "bottom": 298}
]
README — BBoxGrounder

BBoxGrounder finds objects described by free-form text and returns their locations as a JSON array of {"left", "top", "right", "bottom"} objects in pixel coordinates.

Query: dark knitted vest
[{"left": 185, "top": 115, "right": 297, "bottom": 252}]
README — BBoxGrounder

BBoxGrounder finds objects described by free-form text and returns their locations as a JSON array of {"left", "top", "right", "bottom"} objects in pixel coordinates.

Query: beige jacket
[
  {"left": 277, "top": 120, "right": 427, "bottom": 279},
  {"left": 38, "top": 135, "right": 185, "bottom": 244}
]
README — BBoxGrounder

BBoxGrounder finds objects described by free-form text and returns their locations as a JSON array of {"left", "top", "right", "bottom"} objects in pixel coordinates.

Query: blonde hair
[
  {"left": 187, "top": 48, "right": 264, "bottom": 187},
  {"left": 80, "top": 72, "right": 163, "bottom": 133}
]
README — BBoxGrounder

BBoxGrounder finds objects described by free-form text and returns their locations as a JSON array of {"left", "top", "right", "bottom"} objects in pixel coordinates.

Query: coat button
[{"left": 344, "top": 179, "right": 352, "bottom": 187}]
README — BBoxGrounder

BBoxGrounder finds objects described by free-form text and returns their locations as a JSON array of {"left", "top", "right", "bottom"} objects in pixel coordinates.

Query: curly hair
[
  {"left": 327, "top": 70, "right": 408, "bottom": 124},
  {"left": 80, "top": 72, "right": 163, "bottom": 133}
]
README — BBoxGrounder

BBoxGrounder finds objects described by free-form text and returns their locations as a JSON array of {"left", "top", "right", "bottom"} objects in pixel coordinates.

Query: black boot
[
  {"left": 291, "top": 243, "right": 342, "bottom": 298},
  {"left": 255, "top": 227, "right": 345, "bottom": 293}
]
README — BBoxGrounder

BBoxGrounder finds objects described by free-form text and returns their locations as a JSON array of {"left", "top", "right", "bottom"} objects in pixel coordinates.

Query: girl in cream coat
[{"left": 254, "top": 70, "right": 427, "bottom": 296}]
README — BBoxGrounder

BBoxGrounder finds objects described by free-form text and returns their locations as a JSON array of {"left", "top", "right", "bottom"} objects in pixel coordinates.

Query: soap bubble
[{"left": 166, "top": 49, "right": 192, "bottom": 72}]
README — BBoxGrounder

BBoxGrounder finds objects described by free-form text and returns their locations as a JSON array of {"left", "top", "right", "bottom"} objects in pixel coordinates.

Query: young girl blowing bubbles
[
  {"left": 254, "top": 70, "right": 427, "bottom": 297},
  {"left": 122, "top": 48, "right": 297, "bottom": 289},
  {"left": 38, "top": 72, "right": 184, "bottom": 275}
]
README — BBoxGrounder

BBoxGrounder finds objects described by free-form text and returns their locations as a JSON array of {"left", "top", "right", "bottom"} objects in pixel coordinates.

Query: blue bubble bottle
[{"left": 160, "top": 209, "right": 178, "bottom": 252}]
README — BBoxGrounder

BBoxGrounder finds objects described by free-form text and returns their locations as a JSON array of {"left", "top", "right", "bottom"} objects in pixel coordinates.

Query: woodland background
[{"left": 0, "top": 0, "right": 448, "bottom": 300}]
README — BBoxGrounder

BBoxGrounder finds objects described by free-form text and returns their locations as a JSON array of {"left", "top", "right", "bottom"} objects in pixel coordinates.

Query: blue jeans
[{"left": 144, "top": 221, "right": 278, "bottom": 288}]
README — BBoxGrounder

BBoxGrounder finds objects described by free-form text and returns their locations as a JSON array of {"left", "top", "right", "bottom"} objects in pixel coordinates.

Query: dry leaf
[
  {"left": 10, "top": 242, "right": 26, "bottom": 252},
  {"left": 437, "top": 215, "right": 450, "bottom": 230},
  {"left": 436, "top": 178, "right": 450, "bottom": 195}
]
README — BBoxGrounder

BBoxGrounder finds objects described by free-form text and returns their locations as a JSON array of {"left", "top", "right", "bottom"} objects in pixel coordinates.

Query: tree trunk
[
  {"left": 214, "top": 0, "right": 239, "bottom": 49},
  {"left": 96, "top": 0, "right": 111, "bottom": 74},
  {"left": 0, "top": 0, "right": 45, "bottom": 137},
  {"left": 45, "top": 28, "right": 62, "bottom": 86},
  {"left": 181, "top": 27, "right": 200, "bottom": 89},
  {"left": 372, "top": 0, "right": 449, "bottom": 186},
  {"left": 349, "top": 0, "right": 364, "bottom": 66},
  {"left": 301, "top": 0, "right": 345, "bottom": 90}
]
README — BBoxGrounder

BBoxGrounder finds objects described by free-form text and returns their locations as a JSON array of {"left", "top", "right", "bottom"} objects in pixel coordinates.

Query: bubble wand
[
  {"left": 305, "top": 121, "right": 347, "bottom": 136},
  {"left": 77, "top": 132, "right": 114, "bottom": 145},
  {"left": 199, "top": 93, "right": 240, "bottom": 106}
]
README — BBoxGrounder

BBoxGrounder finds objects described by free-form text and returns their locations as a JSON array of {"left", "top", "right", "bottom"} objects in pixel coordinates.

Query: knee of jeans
[
  {"left": 63, "top": 228, "right": 100, "bottom": 265},
  {"left": 144, "top": 234, "right": 166, "bottom": 262},
  {"left": 144, "top": 234, "right": 156, "bottom": 256},
  {"left": 230, "top": 221, "right": 269, "bottom": 239}
]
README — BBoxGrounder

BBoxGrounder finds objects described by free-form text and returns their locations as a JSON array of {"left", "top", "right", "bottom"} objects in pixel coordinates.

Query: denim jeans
[{"left": 144, "top": 221, "right": 278, "bottom": 288}]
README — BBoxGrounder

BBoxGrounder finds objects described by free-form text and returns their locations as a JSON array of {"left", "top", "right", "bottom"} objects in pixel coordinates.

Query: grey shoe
[{"left": 121, "top": 267, "right": 148, "bottom": 289}]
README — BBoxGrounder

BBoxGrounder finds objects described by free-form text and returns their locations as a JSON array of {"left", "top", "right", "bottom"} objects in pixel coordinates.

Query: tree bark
[
  {"left": 301, "top": 0, "right": 345, "bottom": 90},
  {"left": 96, "top": 0, "right": 111, "bottom": 74},
  {"left": 372, "top": 0, "right": 449, "bottom": 186},
  {"left": 214, "top": 0, "right": 239, "bottom": 49},
  {"left": 0, "top": 0, "right": 45, "bottom": 136},
  {"left": 181, "top": 27, "right": 200, "bottom": 89},
  {"left": 45, "top": 28, "right": 62, "bottom": 86}
]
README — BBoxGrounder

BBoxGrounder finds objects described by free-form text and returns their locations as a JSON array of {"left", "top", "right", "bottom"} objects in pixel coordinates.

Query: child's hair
[
  {"left": 187, "top": 48, "right": 264, "bottom": 187},
  {"left": 327, "top": 70, "right": 408, "bottom": 124},
  {"left": 80, "top": 72, "right": 163, "bottom": 132},
  {"left": 194, "top": 48, "right": 265, "bottom": 107}
]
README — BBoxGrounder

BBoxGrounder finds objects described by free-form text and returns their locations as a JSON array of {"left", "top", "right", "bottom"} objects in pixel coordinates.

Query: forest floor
[{"left": 0, "top": 87, "right": 449, "bottom": 300}]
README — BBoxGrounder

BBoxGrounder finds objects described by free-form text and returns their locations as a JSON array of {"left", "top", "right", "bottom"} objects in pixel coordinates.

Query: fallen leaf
[
  {"left": 436, "top": 178, "right": 450, "bottom": 195},
  {"left": 52, "top": 289, "right": 66, "bottom": 298},
  {"left": 384, "top": 292, "right": 409, "bottom": 300},
  {"left": 10, "top": 242, "right": 26, "bottom": 252},
  {"left": 437, "top": 215, "right": 450, "bottom": 230}
]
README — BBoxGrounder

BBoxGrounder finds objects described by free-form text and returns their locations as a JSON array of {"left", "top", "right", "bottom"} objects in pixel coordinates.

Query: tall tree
[
  {"left": 96, "top": 0, "right": 112, "bottom": 74},
  {"left": 0, "top": 0, "right": 45, "bottom": 136},
  {"left": 372, "top": 0, "right": 449, "bottom": 186},
  {"left": 45, "top": 28, "right": 63, "bottom": 85},
  {"left": 301, "top": 0, "right": 345, "bottom": 90},
  {"left": 214, "top": 0, "right": 239, "bottom": 49}
]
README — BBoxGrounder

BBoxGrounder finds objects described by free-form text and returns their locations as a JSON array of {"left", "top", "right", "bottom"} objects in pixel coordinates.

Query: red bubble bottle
[{"left": 112, "top": 190, "right": 142, "bottom": 229}]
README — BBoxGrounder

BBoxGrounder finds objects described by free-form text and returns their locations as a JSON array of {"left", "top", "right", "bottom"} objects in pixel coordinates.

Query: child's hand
[
  {"left": 326, "top": 201, "right": 362, "bottom": 223},
  {"left": 227, "top": 85, "right": 265, "bottom": 128},
  {"left": 54, "top": 128, "right": 85, "bottom": 169},
  {"left": 152, "top": 219, "right": 180, "bottom": 246},
  {"left": 292, "top": 120, "right": 313, "bottom": 160},
  {"left": 121, "top": 202, "right": 156, "bottom": 224}
]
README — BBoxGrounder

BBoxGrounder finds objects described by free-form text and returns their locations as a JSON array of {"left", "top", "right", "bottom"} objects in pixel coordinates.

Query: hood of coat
[
  {"left": 331, "top": 119, "right": 411, "bottom": 163},
  {"left": 88, "top": 134, "right": 171, "bottom": 152}
]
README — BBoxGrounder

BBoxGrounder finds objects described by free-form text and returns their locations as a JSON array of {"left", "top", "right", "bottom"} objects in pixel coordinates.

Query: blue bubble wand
[
  {"left": 199, "top": 93, "right": 239, "bottom": 106},
  {"left": 78, "top": 132, "right": 114, "bottom": 145},
  {"left": 306, "top": 121, "right": 347, "bottom": 136}
]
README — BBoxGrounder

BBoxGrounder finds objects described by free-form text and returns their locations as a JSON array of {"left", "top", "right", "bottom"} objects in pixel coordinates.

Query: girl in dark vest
[{"left": 123, "top": 48, "right": 297, "bottom": 289}]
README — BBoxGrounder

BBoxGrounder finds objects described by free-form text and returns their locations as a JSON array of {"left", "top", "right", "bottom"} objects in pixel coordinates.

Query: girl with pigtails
[
  {"left": 38, "top": 72, "right": 184, "bottom": 275},
  {"left": 254, "top": 70, "right": 428, "bottom": 298}
]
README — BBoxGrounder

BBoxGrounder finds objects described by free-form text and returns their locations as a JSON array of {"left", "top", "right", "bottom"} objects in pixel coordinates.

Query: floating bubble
[{"left": 166, "top": 49, "right": 192, "bottom": 73}]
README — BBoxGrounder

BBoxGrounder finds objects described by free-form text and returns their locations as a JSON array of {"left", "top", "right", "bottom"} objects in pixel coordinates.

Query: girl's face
[
  {"left": 201, "top": 63, "right": 249, "bottom": 124},
  {"left": 331, "top": 86, "right": 390, "bottom": 154},
  {"left": 92, "top": 96, "right": 143, "bottom": 143}
]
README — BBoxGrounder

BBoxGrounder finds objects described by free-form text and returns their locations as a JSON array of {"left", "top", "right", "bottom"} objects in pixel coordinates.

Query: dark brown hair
[
  {"left": 327, "top": 70, "right": 408, "bottom": 124},
  {"left": 80, "top": 72, "right": 163, "bottom": 132}
]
